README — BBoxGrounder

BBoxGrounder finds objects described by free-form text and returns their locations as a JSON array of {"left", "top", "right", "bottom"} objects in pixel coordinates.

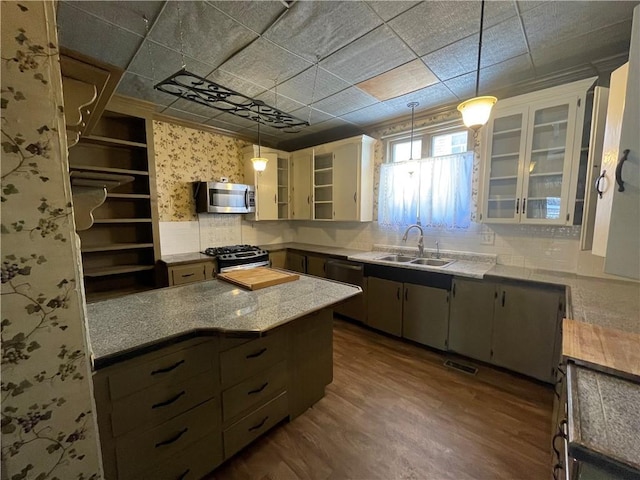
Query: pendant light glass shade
[
  {"left": 457, "top": 95, "right": 497, "bottom": 129},
  {"left": 457, "top": 0, "right": 496, "bottom": 130},
  {"left": 251, "top": 122, "right": 269, "bottom": 172}
]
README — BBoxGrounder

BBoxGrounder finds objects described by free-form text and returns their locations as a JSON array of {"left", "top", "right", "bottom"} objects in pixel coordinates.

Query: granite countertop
[
  {"left": 86, "top": 274, "right": 361, "bottom": 368},
  {"left": 567, "top": 363, "right": 640, "bottom": 476},
  {"left": 160, "top": 251, "right": 214, "bottom": 265},
  {"left": 261, "top": 242, "right": 367, "bottom": 259}
]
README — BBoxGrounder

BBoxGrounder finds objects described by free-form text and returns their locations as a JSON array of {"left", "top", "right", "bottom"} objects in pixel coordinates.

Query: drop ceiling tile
[
  {"left": 128, "top": 40, "right": 215, "bottom": 82},
  {"left": 357, "top": 59, "right": 438, "bottom": 102},
  {"left": 522, "top": 1, "right": 638, "bottom": 50},
  {"left": 164, "top": 98, "right": 221, "bottom": 119},
  {"left": 61, "top": 1, "right": 165, "bottom": 36},
  {"left": 264, "top": 1, "right": 383, "bottom": 62},
  {"left": 162, "top": 107, "right": 211, "bottom": 125},
  {"left": 204, "top": 116, "right": 251, "bottom": 135},
  {"left": 340, "top": 103, "right": 400, "bottom": 125},
  {"left": 290, "top": 107, "right": 334, "bottom": 126},
  {"left": 366, "top": 1, "right": 421, "bottom": 21},
  {"left": 516, "top": 1, "right": 549, "bottom": 13},
  {"left": 312, "top": 88, "right": 379, "bottom": 117},
  {"left": 254, "top": 91, "right": 306, "bottom": 116},
  {"left": 57, "top": 2, "right": 143, "bottom": 69},
  {"left": 205, "top": 112, "right": 262, "bottom": 130},
  {"left": 320, "top": 25, "right": 417, "bottom": 84},
  {"left": 116, "top": 72, "right": 176, "bottom": 107},
  {"left": 207, "top": 70, "right": 267, "bottom": 99},
  {"left": 443, "top": 72, "right": 476, "bottom": 100},
  {"left": 277, "top": 67, "right": 351, "bottom": 105},
  {"left": 383, "top": 83, "right": 458, "bottom": 112},
  {"left": 149, "top": 1, "right": 258, "bottom": 69},
  {"left": 218, "top": 38, "right": 312, "bottom": 90},
  {"left": 474, "top": 54, "right": 535, "bottom": 93},
  {"left": 389, "top": 1, "right": 518, "bottom": 56},
  {"left": 207, "top": 1, "right": 286, "bottom": 33},
  {"left": 531, "top": 21, "right": 632, "bottom": 77},
  {"left": 422, "top": 17, "right": 528, "bottom": 81}
]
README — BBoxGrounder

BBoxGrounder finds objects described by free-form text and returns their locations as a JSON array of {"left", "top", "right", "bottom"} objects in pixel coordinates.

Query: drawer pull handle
[
  {"left": 155, "top": 427, "right": 188, "bottom": 448},
  {"left": 248, "top": 382, "right": 269, "bottom": 395},
  {"left": 152, "top": 390, "right": 186, "bottom": 409},
  {"left": 181, "top": 273, "right": 194, "bottom": 278},
  {"left": 248, "top": 416, "right": 269, "bottom": 432},
  {"left": 151, "top": 360, "right": 185, "bottom": 376},
  {"left": 246, "top": 347, "right": 267, "bottom": 359},
  {"left": 615, "top": 149, "right": 630, "bottom": 192},
  {"left": 177, "top": 469, "right": 190, "bottom": 480}
]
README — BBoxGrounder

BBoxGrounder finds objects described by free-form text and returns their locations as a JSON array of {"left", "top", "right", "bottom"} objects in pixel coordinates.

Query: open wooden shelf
[
  {"left": 83, "top": 264, "right": 155, "bottom": 278},
  {"left": 81, "top": 243, "right": 154, "bottom": 253}
]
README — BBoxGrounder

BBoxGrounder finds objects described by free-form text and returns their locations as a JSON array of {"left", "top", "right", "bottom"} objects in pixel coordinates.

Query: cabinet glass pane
[
  {"left": 314, "top": 185, "right": 332, "bottom": 202},
  {"left": 488, "top": 178, "right": 518, "bottom": 218},
  {"left": 526, "top": 104, "right": 569, "bottom": 220},
  {"left": 315, "top": 153, "right": 332, "bottom": 170},
  {"left": 315, "top": 203, "right": 332, "bottom": 220}
]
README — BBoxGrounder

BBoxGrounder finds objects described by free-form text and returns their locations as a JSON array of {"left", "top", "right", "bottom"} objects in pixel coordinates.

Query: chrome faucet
[
  {"left": 402, "top": 224, "right": 424, "bottom": 257},
  {"left": 435, "top": 241, "right": 440, "bottom": 259}
]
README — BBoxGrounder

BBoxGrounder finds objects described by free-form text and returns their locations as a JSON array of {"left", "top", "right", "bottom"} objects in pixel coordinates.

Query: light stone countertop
[
  {"left": 261, "top": 242, "right": 367, "bottom": 259},
  {"left": 86, "top": 274, "right": 361, "bottom": 368},
  {"left": 160, "top": 251, "right": 214, "bottom": 265},
  {"left": 567, "top": 364, "right": 640, "bottom": 476}
]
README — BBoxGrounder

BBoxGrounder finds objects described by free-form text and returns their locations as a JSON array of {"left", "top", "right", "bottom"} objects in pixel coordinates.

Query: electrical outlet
[{"left": 481, "top": 230, "right": 495, "bottom": 245}]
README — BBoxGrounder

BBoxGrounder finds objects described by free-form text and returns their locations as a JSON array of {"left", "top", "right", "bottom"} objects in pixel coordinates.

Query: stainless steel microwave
[{"left": 194, "top": 182, "right": 256, "bottom": 214}]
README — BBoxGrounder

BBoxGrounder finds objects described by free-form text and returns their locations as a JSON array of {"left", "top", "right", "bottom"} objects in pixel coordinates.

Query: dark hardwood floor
[{"left": 209, "top": 318, "right": 553, "bottom": 480}]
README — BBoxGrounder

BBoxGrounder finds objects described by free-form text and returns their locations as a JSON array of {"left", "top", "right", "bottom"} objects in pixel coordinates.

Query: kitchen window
[{"left": 380, "top": 123, "right": 473, "bottom": 228}]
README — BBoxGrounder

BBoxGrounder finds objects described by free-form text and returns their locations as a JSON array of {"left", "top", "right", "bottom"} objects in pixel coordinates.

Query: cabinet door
[
  {"left": 402, "top": 283, "right": 449, "bottom": 350},
  {"left": 491, "top": 284, "right": 562, "bottom": 383},
  {"left": 291, "top": 149, "right": 312, "bottom": 220},
  {"left": 306, "top": 255, "right": 327, "bottom": 278},
  {"left": 603, "top": 5, "right": 640, "bottom": 280},
  {"left": 520, "top": 96, "right": 579, "bottom": 225},
  {"left": 285, "top": 251, "right": 306, "bottom": 273},
  {"left": 483, "top": 106, "right": 528, "bottom": 223},
  {"left": 366, "top": 277, "right": 402, "bottom": 337},
  {"left": 254, "top": 152, "right": 279, "bottom": 221},
  {"left": 333, "top": 142, "right": 359, "bottom": 221},
  {"left": 448, "top": 277, "right": 495, "bottom": 363}
]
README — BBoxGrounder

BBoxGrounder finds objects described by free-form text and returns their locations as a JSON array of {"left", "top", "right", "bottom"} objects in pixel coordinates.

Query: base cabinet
[
  {"left": 366, "top": 277, "right": 403, "bottom": 336},
  {"left": 93, "top": 310, "right": 334, "bottom": 479},
  {"left": 402, "top": 283, "right": 449, "bottom": 350},
  {"left": 285, "top": 251, "right": 306, "bottom": 273},
  {"left": 448, "top": 277, "right": 496, "bottom": 363}
]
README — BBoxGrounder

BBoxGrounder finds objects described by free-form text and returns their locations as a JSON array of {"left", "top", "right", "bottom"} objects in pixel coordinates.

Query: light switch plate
[{"left": 481, "top": 230, "right": 495, "bottom": 245}]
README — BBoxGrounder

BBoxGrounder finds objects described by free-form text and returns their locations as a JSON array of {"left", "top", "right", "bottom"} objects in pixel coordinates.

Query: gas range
[{"left": 202, "top": 244, "right": 270, "bottom": 272}]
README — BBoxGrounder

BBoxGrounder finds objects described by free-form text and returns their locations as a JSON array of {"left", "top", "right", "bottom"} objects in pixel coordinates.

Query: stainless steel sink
[
  {"left": 410, "top": 258, "right": 455, "bottom": 267},
  {"left": 378, "top": 254, "right": 416, "bottom": 263}
]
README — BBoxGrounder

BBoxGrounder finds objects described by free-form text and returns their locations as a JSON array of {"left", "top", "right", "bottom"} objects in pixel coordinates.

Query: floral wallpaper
[
  {"left": 1, "top": 2, "right": 101, "bottom": 479},
  {"left": 153, "top": 120, "right": 249, "bottom": 221}
]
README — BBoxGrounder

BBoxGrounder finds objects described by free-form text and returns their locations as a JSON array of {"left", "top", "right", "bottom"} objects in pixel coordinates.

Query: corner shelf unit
[
  {"left": 313, "top": 153, "right": 334, "bottom": 220},
  {"left": 69, "top": 106, "right": 159, "bottom": 302}
]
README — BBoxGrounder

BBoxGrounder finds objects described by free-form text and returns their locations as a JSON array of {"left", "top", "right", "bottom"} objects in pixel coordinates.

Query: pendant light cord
[
  {"left": 475, "top": 0, "right": 486, "bottom": 98},
  {"left": 407, "top": 101, "right": 419, "bottom": 160},
  {"left": 257, "top": 121, "right": 261, "bottom": 157}
]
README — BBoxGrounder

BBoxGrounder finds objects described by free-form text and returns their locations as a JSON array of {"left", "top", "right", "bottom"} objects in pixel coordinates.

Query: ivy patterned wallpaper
[
  {"left": 1, "top": 2, "right": 101, "bottom": 479},
  {"left": 153, "top": 120, "right": 249, "bottom": 221}
]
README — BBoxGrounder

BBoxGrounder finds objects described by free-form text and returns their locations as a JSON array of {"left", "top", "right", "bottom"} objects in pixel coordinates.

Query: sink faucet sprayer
[{"left": 402, "top": 224, "right": 424, "bottom": 257}]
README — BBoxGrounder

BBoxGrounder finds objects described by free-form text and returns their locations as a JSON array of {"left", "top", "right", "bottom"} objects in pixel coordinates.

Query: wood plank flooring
[{"left": 209, "top": 318, "right": 553, "bottom": 480}]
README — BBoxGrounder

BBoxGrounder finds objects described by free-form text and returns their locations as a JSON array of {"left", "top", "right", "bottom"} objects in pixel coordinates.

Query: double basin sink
[{"left": 377, "top": 254, "right": 456, "bottom": 268}]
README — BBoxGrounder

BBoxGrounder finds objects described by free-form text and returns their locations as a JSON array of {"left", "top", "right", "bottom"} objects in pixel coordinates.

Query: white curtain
[{"left": 378, "top": 152, "right": 473, "bottom": 228}]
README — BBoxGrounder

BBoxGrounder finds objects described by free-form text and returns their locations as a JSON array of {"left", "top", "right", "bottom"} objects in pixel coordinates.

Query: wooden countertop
[{"left": 563, "top": 318, "right": 640, "bottom": 382}]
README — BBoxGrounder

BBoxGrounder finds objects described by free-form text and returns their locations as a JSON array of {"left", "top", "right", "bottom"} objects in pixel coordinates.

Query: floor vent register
[{"left": 444, "top": 360, "right": 478, "bottom": 376}]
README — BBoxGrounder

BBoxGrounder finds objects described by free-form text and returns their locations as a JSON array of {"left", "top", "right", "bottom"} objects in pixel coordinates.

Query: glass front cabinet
[{"left": 481, "top": 77, "right": 599, "bottom": 225}]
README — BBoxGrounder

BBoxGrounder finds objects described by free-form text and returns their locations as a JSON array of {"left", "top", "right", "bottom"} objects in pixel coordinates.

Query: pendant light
[
  {"left": 251, "top": 121, "right": 269, "bottom": 172},
  {"left": 457, "top": 0, "right": 497, "bottom": 130}
]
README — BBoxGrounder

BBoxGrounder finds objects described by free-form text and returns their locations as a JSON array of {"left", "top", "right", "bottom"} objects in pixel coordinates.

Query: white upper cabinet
[
  {"left": 290, "top": 148, "right": 312, "bottom": 220},
  {"left": 595, "top": 5, "right": 640, "bottom": 280},
  {"left": 481, "top": 78, "right": 596, "bottom": 225},
  {"left": 311, "top": 135, "right": 375, "bottom": 222},
  {"left": 243, "top": 146, "right": 289, "bottom": 221}
]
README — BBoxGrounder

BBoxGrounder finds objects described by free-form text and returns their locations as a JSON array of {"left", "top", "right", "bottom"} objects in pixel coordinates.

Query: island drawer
[
  {"left": 170, "top": 263, "right": 207, "bottom": 286},
  {"left": 110, "top": 371, "right": 217, "bottom": 437},
  {"left": 116, "top": 397, "right": 220, "bottom": 480},
  {"left": 222, "top": 361, "right": 287, "bottom": 424},
  {"left": 220, "top": 331, "right": 286, "bottom": 387},
  {"left": 138, "top": 430, "right": 223, "bottom": 480},
  {"left": 107, "top": 341, "right": 217, "bottom": 400},
  {"left": 223, "top": 391, "right": 289, "bottom": 459}
]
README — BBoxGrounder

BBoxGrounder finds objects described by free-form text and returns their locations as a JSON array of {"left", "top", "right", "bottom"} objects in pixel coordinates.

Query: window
[
  {"left": 380, "top": 123, "right": 473, "bottom": 228},
  {"left": 388, "top": 125, "right": 470, "bottom": 162}
]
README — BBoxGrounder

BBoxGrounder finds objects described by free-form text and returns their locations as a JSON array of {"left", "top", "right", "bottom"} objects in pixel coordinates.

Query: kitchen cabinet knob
[
  {"left": 353, "top": 192, "right": 357, "bottom": 203},
  {"left": 248, "top": 382, "right": 269, "bottom": 395},
  {"left": 595, "top": 170, "right": 606, "bottom": 199},
  {"left": 516, "top": 198, "right": 520, "bottom": 214},
  {"left": 615, "top": 149, "right": 630, "bottom": 192},
  {"left": 397, "top": 287, "right": 401, "bottom": 300},
  {"left": 501, "top": 291, "right": 506, "bottom": 307},
  {"left": 404, "top": 288, "right": 408, "bottom": 301}
]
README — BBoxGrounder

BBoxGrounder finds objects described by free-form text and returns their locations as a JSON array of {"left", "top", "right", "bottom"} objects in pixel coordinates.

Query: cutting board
[
  {"left": 563, "top": 318, "right": 640, "bottom": 381},
  {"left": 217, "top": 267, "right": 299, "bottom": 290}
]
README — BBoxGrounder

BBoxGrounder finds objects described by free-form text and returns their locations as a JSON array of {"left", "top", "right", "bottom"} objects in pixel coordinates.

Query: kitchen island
[{"left": 86, "top": 274, "right": 361, "bottom": 480}]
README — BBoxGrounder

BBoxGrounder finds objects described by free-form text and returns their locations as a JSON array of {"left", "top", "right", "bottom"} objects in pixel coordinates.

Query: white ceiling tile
[
  {"left": 62, "top": 1, "right": 165, "bottom": 36},
  {"left": 312, "top": 87, "right": 379, "bottom": 117},
  {"left": 277, "top": 67, "right": 351, "bottom": 105},
  {"left": 128, "top": 40, "right": 215, "bottom": 82},
  {"left": 366, "top": 1, "right": 421, "bottom": 21},
  {"left": 116, "top": 72, "right": 176, "bottom": 106},
  {"left": 207, "top": 1, "right": 286, "bottom": 33}
]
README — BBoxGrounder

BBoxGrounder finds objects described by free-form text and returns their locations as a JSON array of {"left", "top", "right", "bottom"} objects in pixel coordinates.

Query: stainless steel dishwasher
[{"left": 326, "top": 259, "right": 365, "bottom": 322}]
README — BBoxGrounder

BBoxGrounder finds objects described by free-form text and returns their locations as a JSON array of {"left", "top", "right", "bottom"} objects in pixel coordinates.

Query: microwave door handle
[{"left": 244, "top": 188, "right": 249, "bottom": 209}]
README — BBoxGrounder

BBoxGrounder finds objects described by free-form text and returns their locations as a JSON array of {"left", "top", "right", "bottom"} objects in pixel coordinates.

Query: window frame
[{"left": 385, "top": 122, "right": 473, "bottom": 163}]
